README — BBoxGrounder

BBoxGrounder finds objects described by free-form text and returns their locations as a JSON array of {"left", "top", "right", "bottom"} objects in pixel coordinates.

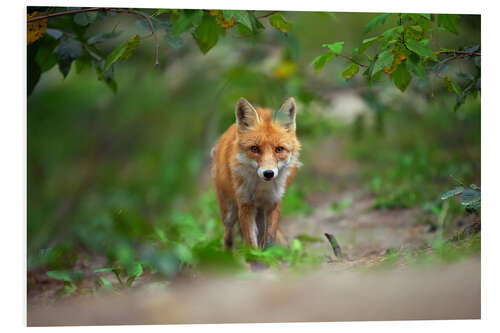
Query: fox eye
[
  {"left": 275, "top": 146, "right": 284, "bottom": 153},
  {"left": 250, "top": 146, "right": 259, "bottom": 153}
]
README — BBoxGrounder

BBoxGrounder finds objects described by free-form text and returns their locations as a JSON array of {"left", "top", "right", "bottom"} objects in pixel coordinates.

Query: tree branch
[
  {"left": 27, "top": 7, "right": 160, "bottom": 66},
  {"left": 338, "top": 54, "right": 368, "bottom": 68},
  {"left": 256, "top": 11, "right": 279, "bottom": 19},
  {"left": 438, "top": 50, "right": 481, "bottom": 57}
]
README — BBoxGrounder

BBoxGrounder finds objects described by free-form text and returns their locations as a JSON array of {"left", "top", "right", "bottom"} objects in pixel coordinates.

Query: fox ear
[
  {"left": 274, "top": 97, "right": 296, "bottom": 132},
  {"left": 236, "top": 97, "right": 261, "bottom": 131}
]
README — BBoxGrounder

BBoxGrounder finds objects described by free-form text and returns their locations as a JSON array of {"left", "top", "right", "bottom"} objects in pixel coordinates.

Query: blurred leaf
[
  {"left": 35, "top": 45, "right": 57, "bottom": 72},
  {"left": 327, "top": 12, "right": 337, "bottom": 20},
  {"left": 342, "top": 63, "right": 360, "bottom": 79},
  {"left": 126, "top": 262, "right": 143, "bottom": 278},
  {"left": 74, "top": 57, "right": 91, "bottom": 73},
  {"left": 373, "top": 50, "right": 394, "bottom": 74},
  {"left": 322, "top": 41, "right": 344, "bottom": 55},
  {"left": 103, "top": 38, "right": 130, "bottom": 72},
  {"left": 47, "top": 269, "right": 83, "bottom": 282},
  {"left": 97, "top": 277, "right": 113, "bottom": 291},
  {"left": 269, "top": 13, "right": 293, "bottom": 33},
  {"left": 93, "top": 268, "right": 113, "bottom": 273},
  {"left": 223, "top": 10, "right": 252, "bottom": 30},
  {"left": 45, "top": 28, "right": 63, "bottom": 40},
  {"left": 440, "top": 186, "right": 464, "bottom": 200},
  {"left": 437, "top": 14, "right": 460, "bottom": 34},
  {"left": 310, "top": 53, "right": 334, "bottom": 74},
  {"left": 406, "top": 38, "right": 437, "bottom": 60},
  {"left": 364, "top": 13, "right": 390, "bottom": 34},
  {"left": 391, "top": 62, "right": 412, "bottom": 91},
  {"left": 119, "top": 34, "right": 141, "bottom": 61},
  {"left": 407, "top": 54, "right": 426, "bottom": 77},
  {"left": 164, "top": 30, "right": 183, "bottom": 49},
  {"left": 172, "top": 10, "right": 204, "bottom": 36},
  {"left": 54, "top": 36, "right": 82, "bottom": 77},
  {"left": 27, "top": 12, "right": 48, "bottom": 45},
  {"left": 461, "top": 189, "right": 480, "bottom": 205},
  {"left": 470, "top": 184, "right": 481, "bottom": 190},
  {"left": 73, "top": 13, "right": 89, "bottom": 26},
  {"left": 359, "top": 36, "right": 383, "bottom": 54},
  {"left": 152, "top": 9, "right": 171, "bottom": 16},
  {"left": 87, "top": 31, "right": 122, "bottom": 45},
  {"left": 193, "top": 13, "right": 224, "bottom": 54},
  {"left": 382, "top": 25, "right": 403, "bottom": 40},
  {"left": 443, "top": 76, "right": 462, "bottom": 96}
]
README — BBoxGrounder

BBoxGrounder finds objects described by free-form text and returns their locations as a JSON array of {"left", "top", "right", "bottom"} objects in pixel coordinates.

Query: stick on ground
[{"left": 324, "top": 233, "right": 346, "bottom": 259}]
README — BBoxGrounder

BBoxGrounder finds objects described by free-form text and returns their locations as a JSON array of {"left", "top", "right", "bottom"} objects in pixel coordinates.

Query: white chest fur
[{"left": 231, "top": 153, "right": 297, "bottom": 207}]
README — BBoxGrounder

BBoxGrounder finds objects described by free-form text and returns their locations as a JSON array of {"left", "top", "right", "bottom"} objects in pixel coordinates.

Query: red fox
[{"left": 211, "top": 97, "right": 302, "bottom": 249}]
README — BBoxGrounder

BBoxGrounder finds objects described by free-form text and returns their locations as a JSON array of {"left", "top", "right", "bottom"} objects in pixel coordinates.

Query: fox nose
[{"left": 263, "top": 170, "right": 275, "bottom": 179}]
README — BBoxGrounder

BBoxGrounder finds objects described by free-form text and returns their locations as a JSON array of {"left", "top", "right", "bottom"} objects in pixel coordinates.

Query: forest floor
[{"left": 27, "top": 136, "right": 481, "bottom": 326}]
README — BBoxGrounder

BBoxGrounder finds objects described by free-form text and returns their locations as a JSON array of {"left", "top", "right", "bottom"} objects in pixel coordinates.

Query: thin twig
[
  {"left": 438, "top": 50, "right": 481, "bottom": 57},
  {"left": 338, "top": 54, "right": 368, "bottom": 68},
  {"left": 27, "top": 7, "right": 160, "bottom": 66},
  {"left": 27, "top": 7, "right": 103, "bottom": 22},
  {"left": 256, "top": 11, "right": 279, "bottom": 19}
]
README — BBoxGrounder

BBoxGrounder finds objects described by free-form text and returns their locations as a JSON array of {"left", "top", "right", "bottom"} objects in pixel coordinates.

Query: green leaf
[
  {"left": 342, "top": 63, "right": 360, "bottom": 79},
  {"left": 98, "top": 277, "right": 113, "bottom": 291},
  {"left": 407, "top": 54, "right": 426, "bottom": 77},
  {"left": 461, "top": 189, "right": 480, "bottom": 205},
  {"left": 269, "top": 13, "right": 293, "bottom": 33},
  {"left": 310, "top": 53, "right": 334, "bottom": 74},
  {"left": 322, "top": 41, "right": 344, "bottom": 55},
  {"left": 359, "top": 36, "right": 383, "bottom": 54},
  {"left": 103, "top": 41, "right": 127, "bottom": 72},
  {"left": 440, "top": 186, "right": 465, "bottom": 200},
  {"left": 193, "top": 12, "right": 225, "bottom": 54},
  {"left": 94, "top": 268, "right": 114, "bottom": 273},
  {"left": 223, "top": 10, "right": 252, "bottom": 30},
  {"left": 119, "top": 34, "right": 141, "bottom": 61},
  {"left": 406, "top": 38, "right": 437, "bottom": 60},
  {"left": 364, "top": 13, "right": 391, "bottom": 34},
  {"left": 47, "top": 269, "right": 83, "bottom": 282},
  {"left": 470, "top": 184, "right": 481, "bottom": 191},
  {"left": 437, "top": 14, "right": 460, "bottom": 34},
  {"left": 382, "top": 25, "right": 403, "bottom": 40},
  {"left": 87, "top": 31, "right": 122, "bottom": 45},
  {"left": 126, "top": 262, "right": 143, "bottom": 278},
  {"left": 73, "top": 13, "right": 89, "bottom": 26},
  {"left": 327, "top": 13, "right": 337, "bottom": 20},
  {"left": 74, "top": 57, "right": 92, "bottom": 73},
  {"left": 172, "top": 10, "right": 204, "bottom": 36},
  {"left": 373, "top": 50, "right": 394, "bottom": 74},
  {"left": 152, "top": 9, "right": 171, "bottom": 17},
  {"left": 27, "top": 45, "right": 41, "bottom": 96},
  {"left": 443, "top": 76, "right": 462, "bottom": 96},
  {"left": 35, "top": 46, "right": 58, "bottom": 73},
  {"left": 165, "top": 31, "right": 183, "bottom": 49},
  {"left": 391, "top": 62, "right": 412, "bottom": 91},
  {"left": 54, "top": 37, "right": 83, "bottom": 77}
]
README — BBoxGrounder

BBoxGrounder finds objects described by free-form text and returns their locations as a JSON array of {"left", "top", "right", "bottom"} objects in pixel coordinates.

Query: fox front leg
[
  {"left": 263, "top": 202, "right": 281, "bottom": 248},
  {"left": 237, "top": 203, "right": 259, "bottom": 247}
]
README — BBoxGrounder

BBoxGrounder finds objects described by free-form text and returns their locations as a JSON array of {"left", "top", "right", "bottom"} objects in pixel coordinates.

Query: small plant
[
  {"left": 440, "top": 176, "right": 480, "bottom": 212},
  {"left": 46, "top": 269, "right": 83, "bottom": 296}
]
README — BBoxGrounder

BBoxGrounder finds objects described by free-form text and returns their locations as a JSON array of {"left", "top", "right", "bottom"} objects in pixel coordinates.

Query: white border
[{"left": 3, "top": 0, "right": 499, "bottom": 331}]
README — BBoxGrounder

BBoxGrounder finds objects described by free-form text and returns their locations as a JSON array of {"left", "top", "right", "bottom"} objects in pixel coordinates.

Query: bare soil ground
[{"left": 27, "top": 138, "right": 480, "bottom": 325}]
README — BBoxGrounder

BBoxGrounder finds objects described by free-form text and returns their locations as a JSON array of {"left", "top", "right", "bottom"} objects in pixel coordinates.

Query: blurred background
[{"left": 27, "top": 8, "right": 480, "bottom": 305}]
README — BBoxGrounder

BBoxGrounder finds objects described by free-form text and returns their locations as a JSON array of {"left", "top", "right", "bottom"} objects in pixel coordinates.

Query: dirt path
[
  {"left": 281, "top": 138, "right": 429, "bottom": 269},
  {"left": 27, "top": 137, "right": 480, "bottom": 325}
]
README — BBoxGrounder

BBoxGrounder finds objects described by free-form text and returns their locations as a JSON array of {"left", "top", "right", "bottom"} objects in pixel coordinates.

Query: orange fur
[{"left": 211, "top": 98, "right": 301, "bottom": 248}]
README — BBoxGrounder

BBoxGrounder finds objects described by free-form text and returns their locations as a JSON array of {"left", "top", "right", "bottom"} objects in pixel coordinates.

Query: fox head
[{"left": 235, "top": 97, "right": 301, "bottom": 181}]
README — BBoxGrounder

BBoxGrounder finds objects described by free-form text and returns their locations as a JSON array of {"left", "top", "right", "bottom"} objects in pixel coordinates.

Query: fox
[{"left": 211, "top": 97, "right": 302, "bottom": 249}]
